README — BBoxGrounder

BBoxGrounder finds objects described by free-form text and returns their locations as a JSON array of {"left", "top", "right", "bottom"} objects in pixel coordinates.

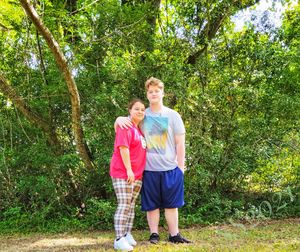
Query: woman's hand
[{"left": 127, "top": 169, "right": 135, "bottom": 184}]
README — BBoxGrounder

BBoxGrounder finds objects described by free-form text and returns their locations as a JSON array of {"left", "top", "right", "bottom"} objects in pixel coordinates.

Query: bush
[{"left": 82, "top": 198, "right": 115, "bottom": 230}]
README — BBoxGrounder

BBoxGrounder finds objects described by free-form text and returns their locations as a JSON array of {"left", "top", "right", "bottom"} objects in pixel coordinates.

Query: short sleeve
[
  {"left": 115, "top": 127, "right": 131, "bottom": 148},
  {"left": 172, "top": 111, "right": 185, "bottom": 135}
]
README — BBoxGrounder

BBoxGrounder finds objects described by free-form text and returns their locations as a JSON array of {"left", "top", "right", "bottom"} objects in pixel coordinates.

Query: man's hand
[
  {"left": 115, "top": 116, "right": 133, "bottom": 131},
  {"left": 178, "top": 166, "right": 185, "bottom": 174},
  {"left": 175, "top": 134, "right": 185, "bottom": 173}
]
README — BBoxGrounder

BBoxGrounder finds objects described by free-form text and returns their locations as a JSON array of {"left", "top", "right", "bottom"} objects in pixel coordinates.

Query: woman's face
[{"left": 129, "top": 102, "right": 145, "bottom": 124}]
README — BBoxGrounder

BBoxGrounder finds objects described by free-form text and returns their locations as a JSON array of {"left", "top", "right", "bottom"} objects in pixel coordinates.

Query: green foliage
[
  {"left": 0, "top": 0, "right": 299, "bottom": 233},
  {"left": 81, "top": 198, "right": 115, "bottom": 230}
]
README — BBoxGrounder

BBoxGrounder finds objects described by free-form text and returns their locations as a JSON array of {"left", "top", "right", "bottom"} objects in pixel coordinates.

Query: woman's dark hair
[{"left": 128, "top": 98, "right": 145, "bottom": 110}]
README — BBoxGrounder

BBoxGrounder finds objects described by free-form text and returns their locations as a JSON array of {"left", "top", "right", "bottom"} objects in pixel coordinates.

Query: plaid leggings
[{"left": 112, "top": 178, "right": 142, "bottom": 239}]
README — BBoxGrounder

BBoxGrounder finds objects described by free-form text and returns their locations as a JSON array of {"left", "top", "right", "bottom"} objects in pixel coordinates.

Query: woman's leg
[
  {"left": 112, "top": 178, "right": 132, "bottom": 239},
  {"left": 125, "top": 180, "right": 142, "bottom": 234}
]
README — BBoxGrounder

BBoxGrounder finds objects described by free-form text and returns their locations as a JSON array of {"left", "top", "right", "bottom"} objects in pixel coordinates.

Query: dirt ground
[
  {"left": 0, "top": 232, "right": 113, "bottom": 252},
  {"left": 0, "top": 218, "right": 299, "bottom": 252}
]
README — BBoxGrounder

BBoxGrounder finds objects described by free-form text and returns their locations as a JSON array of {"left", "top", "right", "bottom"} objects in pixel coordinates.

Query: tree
[
  {"left": 0, "top": 0, "right": 299, "bottom": 230},
  {"left": 18, "top": 0, "right": 94, "bottom": 169}
]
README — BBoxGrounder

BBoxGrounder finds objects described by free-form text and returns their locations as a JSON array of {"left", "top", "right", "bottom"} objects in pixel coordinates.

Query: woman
[{"left": 110, "top": 98, "right": 147, "bottom": 251}]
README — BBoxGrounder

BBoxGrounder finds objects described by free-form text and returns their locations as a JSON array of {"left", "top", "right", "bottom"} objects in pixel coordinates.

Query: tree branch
[
  {"left": 19, "top": 0, "right": 95, "bottom": 169},
  {"left": 0, "top": 75, "right": 62, "bottom": 153},
  {"left": 0, "top": 23, "right": 11, "bottom": 31},
  {"left": 186, "top": 0, "right": 260, "bottom": 65}
]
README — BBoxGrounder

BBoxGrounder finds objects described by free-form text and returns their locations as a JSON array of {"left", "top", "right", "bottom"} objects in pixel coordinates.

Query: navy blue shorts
[{"left": 141, "top": 167, "right": 185, "bottom": 211}]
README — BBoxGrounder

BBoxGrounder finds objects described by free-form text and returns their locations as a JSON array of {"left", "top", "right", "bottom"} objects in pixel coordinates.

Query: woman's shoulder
[{"left": 116, "top": 125, "right": 133, "bottom": 134}]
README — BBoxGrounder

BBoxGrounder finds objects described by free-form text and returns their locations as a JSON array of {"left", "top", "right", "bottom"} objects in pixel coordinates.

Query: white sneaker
[
  {"left": 114, "top": 237, "right": 133, "bottom": 251},
  {"left": 124, "top": 233, "right": 137, "bottom": 246}
]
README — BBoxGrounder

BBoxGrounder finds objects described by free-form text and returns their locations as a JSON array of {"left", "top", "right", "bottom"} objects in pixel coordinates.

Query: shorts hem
[
  {"left": 141, "top": 207, "right": 159, "bottom": 212},
  {"left": 141, "top": 203, "right": 184, "bottom": 211},
  {"left": 164, "top": 203, "right": 185, "bottom": 209}
]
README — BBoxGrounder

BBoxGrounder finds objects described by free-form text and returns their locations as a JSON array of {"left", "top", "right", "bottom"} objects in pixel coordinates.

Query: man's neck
[{"left": 149, "top": 102, "right": 163, "bottom": 113}]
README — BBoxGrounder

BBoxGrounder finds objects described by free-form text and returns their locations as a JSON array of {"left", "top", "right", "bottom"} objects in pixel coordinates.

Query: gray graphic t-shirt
[{"left": 140, "top": 106, "right": 185, "bottom": 171}]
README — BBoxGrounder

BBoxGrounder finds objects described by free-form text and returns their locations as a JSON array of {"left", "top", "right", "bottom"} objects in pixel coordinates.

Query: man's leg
[
  {"left": 147, "top": 208, "right": 160, "bottom": 244},
  {"left": 162, "top": 168, "right": 191, "bottom": 243},
  {"left": 164, "top": 208, "right": 178, "bottom": 236},
  {"left": 166, "top": 207, "right": 191, "bottom": 243},
  {"left": 147, "top": 208, "right": 160, "bottom": 234}
]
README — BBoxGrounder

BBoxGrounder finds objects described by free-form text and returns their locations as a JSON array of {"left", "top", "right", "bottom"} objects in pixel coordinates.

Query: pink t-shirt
[{"left": 110, "top": 125, "right": 147, "bottom": 180}]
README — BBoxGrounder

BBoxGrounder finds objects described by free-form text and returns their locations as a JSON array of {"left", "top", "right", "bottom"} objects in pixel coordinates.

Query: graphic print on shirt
[
  {"left": 143, "top": 116, "right": 168, "bottom": 154},
  {"left": 141, "top": 135, "right": 147, "bottom": 149}
]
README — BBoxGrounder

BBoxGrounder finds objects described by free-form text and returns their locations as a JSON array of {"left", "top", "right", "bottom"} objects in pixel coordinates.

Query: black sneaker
[
  {"left": 149, "top": 233, "right": 160, "bottom": 244},
  {"left": 169, "top": 233, "right": 192, "bottom": 243}
]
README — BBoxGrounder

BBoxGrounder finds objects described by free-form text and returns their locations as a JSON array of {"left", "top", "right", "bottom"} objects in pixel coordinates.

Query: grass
[{"left": 0, "top": 218, "right": 299, "bottom": 251}]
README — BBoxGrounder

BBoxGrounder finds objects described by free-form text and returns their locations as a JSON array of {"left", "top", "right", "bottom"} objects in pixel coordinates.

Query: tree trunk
[
  {"left": 145, "top": 0, "right": 161, "bottom": 52},
  {"left": 20, "top": 0, "right": 94, "bottom": 169},
  {"left": 123, "top": 0, "right": 161, "bottom": 98}
]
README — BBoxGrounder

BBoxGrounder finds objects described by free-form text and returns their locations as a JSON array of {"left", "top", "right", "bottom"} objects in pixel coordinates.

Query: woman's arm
[{"left": 119, "top": 146, "right": 135, "bottom": 183}]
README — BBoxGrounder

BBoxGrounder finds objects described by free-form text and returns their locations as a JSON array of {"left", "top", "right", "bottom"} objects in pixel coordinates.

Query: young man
[{"left": 116, "top": 77, "right": 191, "bottom": 244}]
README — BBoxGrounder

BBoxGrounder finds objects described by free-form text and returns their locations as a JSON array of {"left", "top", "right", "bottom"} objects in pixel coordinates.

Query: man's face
[{"left": 147, "top": 85, "right": 164, "bottom": 104}]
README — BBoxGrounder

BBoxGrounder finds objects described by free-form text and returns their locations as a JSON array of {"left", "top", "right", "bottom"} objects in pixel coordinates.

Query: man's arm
[
  {"left": 114, "top": 116, "right": 133, "bottom": 132},
  {"left": 175, "top": 134, "right": 185, "bottom": 173}
]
